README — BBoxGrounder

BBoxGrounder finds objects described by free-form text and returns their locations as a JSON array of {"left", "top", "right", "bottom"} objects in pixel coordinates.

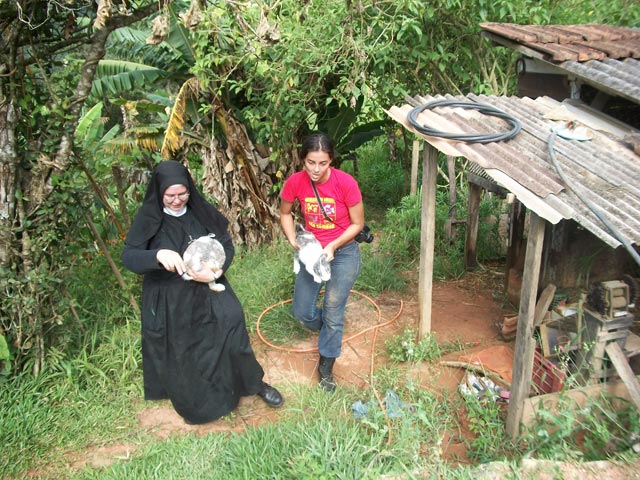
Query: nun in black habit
[{"left": 122, "top": 160, "right": 283, "bottom": 425}]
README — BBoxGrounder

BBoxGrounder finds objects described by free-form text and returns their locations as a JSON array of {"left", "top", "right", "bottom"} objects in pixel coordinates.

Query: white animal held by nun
[
  {"left": 293, "top": 223, "right": 331, "bottom": 283},
  {"left": 182, "top": 234, "right": 226, "bottom": 292}
]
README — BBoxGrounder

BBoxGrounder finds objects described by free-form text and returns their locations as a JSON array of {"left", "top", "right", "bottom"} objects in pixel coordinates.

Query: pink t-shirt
[{"left": 281, "top": 167, "right": 362, "bottom": 247}]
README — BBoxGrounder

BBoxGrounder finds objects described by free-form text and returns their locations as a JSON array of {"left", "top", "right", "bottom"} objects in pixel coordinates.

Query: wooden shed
[{"left": 386, "top": 23, "right": 640, "bottom": 438}]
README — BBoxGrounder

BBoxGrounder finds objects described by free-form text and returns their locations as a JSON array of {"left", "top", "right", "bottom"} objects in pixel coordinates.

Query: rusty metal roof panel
[
  {"left": 386, "top": 94, "right": 640, "bottom": 248},
  {"left": 561, "top": 58, "right": 640, "bottom": 103},
  {"left": 480, "top": 23, "right": 640, "bottom": 60},
  {"left": 480, "top": 23, "right": 640, "bottom": 103}
]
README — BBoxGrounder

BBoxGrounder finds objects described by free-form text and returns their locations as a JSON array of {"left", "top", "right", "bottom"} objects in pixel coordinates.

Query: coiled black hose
[{"left": 407, "top": 99, "right": 521, "bottom": 143}]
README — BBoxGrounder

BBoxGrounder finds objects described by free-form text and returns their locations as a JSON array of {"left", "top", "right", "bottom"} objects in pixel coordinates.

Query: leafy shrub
[
  {"left": 385, "top": 328, "right": 441, "bottom": 363},
  {"left": 522, "top": 394, "right": 640, "bottom": 461},
  {"left": 463, "top": 393, "right": 513, "bottom": 463},
  {"left": 343, "top": 138, "right": 406, "bottom": 209}
]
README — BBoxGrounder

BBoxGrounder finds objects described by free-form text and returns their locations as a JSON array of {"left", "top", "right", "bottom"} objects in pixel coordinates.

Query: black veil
[{"left": 125, "top": 160, "right": 229, "bottom": 247}]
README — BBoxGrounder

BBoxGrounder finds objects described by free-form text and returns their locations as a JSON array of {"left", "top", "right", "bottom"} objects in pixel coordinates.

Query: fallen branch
[{"left": 440, "top": 360, "right": 511, "bottom": 388}]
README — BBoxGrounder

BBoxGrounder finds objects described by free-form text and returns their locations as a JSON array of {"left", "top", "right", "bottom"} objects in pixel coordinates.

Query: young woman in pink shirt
[{"left": 280, "top": 133, "right": 366, "bottom": 392}]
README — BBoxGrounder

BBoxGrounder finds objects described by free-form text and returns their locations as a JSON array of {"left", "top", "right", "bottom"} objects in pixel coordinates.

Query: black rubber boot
[{"left": 318, "top": 355, "right": 336, "bottom": 393}]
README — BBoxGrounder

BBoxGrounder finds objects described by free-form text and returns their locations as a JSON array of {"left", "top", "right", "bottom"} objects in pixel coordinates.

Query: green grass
[
  {"left": 0, "top": 372, "right": 143, "bottom": 477},
  {"left": 64, "top": 383, "right": 472, "bottom": 479}
]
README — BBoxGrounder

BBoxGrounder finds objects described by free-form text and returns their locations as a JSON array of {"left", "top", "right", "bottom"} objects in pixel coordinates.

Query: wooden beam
[
  {"left": 506, "top": 212, "right": 546, "bottom": 439},
  {"left": 467, "top": 172, "right": 508, "bottom": 196},
  {"left": 465, "top": 182, "right": 481, "bottom": 270},
  {"left": 605, "top": 342, "right": 640, "bottom": 410},
  {"left": 410, "top": 140, "right": 420, "bottom": 196},
  {"left": 418, "top": 142, "right": 437, "bottom": 338}
]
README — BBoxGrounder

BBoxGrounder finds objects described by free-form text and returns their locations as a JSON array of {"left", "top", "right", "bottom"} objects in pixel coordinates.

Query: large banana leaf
[
  {"left": 90, "top": 60, "right": 168, "bottom": 99},
  {"left": 75, "top": 102, "right": 104, "bottom": 145}
]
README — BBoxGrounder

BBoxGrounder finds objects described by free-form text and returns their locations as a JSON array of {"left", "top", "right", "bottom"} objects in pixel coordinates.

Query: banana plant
[{"left": 90, "top": 3, "right": 196, "bottom": 101}]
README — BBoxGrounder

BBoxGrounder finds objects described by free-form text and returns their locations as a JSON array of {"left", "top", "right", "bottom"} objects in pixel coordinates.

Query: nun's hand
[
  {"left": 157, "top": 249, "right": 186, "bottom": 275},
  {"left": 185, "top": 267, "right": 222, "bottom": 283}
]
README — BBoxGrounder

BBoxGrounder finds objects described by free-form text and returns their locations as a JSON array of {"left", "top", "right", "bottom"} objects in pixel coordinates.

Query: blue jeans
[{"left": 292, "top": 241, "right": 361, "bottom": 358}]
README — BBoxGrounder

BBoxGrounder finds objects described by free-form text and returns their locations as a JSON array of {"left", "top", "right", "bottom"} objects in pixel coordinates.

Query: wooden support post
[
  {"left": 418, "top": 142, "right": 437, "bottom": 339},
  {"left": 410, "top": 140, "right": 420, "bottom": 195},
  {"left": 446, "top": 155, "right": 457, "bottom": 243},
  {"left": 465, "top": 182, "right": 481, "bottom": 270},
  {"left": 506, "top": 200, "right": 527, "bottom": 272},
  {"left": 506, "top": 212, "right": 546, "bottom": 439}
]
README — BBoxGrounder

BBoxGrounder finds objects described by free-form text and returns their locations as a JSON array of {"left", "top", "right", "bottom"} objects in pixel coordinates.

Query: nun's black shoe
[{"left": 257, "top": 383, "right": 284, "bottom": 408}]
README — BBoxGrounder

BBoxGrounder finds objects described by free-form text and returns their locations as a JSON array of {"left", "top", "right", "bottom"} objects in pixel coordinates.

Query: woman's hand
[
  {"left": 323, "top": 244, "right": 336, "bottom": 262},
  {"left": 156, "top": 249, "right": 186, "bottom": 275}
]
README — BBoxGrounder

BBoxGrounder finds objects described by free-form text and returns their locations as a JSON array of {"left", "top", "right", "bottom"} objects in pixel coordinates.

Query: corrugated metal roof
[
  {"left": 387, "top": 94, "right": 640, "bottom": 248},
  {"left": 480, "top": 23, "right": 640, "bottom": 104}
]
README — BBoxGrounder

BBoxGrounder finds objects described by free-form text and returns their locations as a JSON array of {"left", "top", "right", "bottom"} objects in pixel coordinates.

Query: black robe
[{"left": 122, "top": 163, "right": 264, "bottom": 424}]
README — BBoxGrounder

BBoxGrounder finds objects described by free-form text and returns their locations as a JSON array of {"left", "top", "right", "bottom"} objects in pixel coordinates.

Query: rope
[{"left": 407, "top": 99, "right": 521, "bottom": 144}]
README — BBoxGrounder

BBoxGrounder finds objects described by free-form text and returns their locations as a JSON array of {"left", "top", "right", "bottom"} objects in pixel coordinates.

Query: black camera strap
[
  {"left": 310, "top": 179, "right": 372, "bottom": 244},
  {"left": 310, "top": 181, "right": 335, "bottom": 225}
]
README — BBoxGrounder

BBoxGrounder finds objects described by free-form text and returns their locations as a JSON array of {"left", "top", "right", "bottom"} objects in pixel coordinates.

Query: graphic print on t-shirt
[{"left": 304, "top": 196, "right": 336, "bottom": 230}]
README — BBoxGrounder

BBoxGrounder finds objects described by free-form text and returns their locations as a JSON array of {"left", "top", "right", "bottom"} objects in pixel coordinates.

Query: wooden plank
[
  {"left": 597, "top": 331, "right": 630, "bottom": 343},
  {"left": 605, "top": 342, "right": 640, "bottom": 409},
  {"left": 625, "top": 332, "right": 640, "bottom": 357},
  {"left": 521, "top": 378, "right": 633, "bottom": 427},
  {"left": 410, "top": 140, "right": 419, "bottom": 196},
  {"left": 534, "top": 283, "right": 556, "bottom": 327},
  {"left": 464, "top": 182, "right": 481, "bottom": 270},
  {"left": 447, "top": 155, "right": 457, "bottom": 243},
  {"left": 506, "top": 212, "right": 546, "bottom": 439},
  {"left": 539, "top": 324, "right": 553, "bottom": 357},
  {"left": 467, "top": 172, "right": 507, "bottom": 196},
  {"left": 417, "top": 143, "right": 437, "bottom": 338}
]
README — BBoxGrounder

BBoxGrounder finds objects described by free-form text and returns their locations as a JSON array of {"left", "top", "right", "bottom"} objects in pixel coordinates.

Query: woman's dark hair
[{"left": 300, "top": 133, "right": 334, "bottom": 161}]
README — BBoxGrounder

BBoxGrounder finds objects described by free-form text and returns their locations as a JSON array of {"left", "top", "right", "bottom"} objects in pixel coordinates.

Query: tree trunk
[
  {"left": 0, "top": 1, "right": 167, "bottom": 373},
  {"left": 0, "top": 99, "right": 17, "bottom": 267}
]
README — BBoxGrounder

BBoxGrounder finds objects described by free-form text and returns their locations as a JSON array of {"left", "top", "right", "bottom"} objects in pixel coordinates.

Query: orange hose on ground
[
  {"left": 256, "top": 290, "right": 403, "bottom": 445},
  {"left": 256, "top": 290, "right": 402, "bottom": 353}
]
